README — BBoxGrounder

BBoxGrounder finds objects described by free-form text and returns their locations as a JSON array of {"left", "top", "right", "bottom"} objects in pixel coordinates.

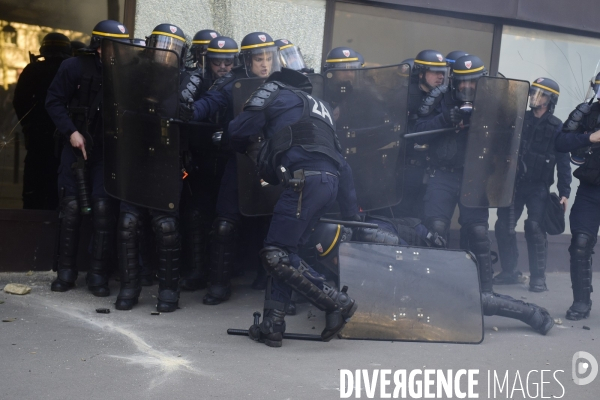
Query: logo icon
[
  {"left": 316, "top": 243, "right": 324, "bottom": 253},
  {"left": 210, "top": 32, "right": 218, "bottom": 38},
  {"left": 218, "top": 40, "right": 225, "bottom": 48},
  {"left": 436, "top": 54, "right": 443, "bottom": 62},
  {"left": 572, "top": 351, "right": 598, "bottom": 385},
  {"left": 118, "top": 25, "right": 126, "bottom": 34},
  {"left": 281, "top": 39, "right": 289, "bottom": 44},
  {"left": 258, "top": 34, "right": 267, "bottom": 42},
  {"left": 537, "top": 78, "right": 544, "bottom": 83},
  {"left": 170, "top": 26, "right": 177, "bottom": 34},
  {"left": 343, "top": 50, "right": 350, "bottom": 57},
  {"left": 465, "top": 60, "right": 473, "bottom": 69}
]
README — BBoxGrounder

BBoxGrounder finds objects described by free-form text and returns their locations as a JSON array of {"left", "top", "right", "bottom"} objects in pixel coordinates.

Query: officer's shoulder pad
[
  {"left": 209, "top": 72, "right": 235, "bottom": 92},
  {"left": 243, "top": 82, "right": 281, "bottom": 111}
]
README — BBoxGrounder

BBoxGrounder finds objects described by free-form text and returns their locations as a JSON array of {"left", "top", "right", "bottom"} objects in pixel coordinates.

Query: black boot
[
  {"left": 321, "top": 284, "right": 358, "bottom": 341},
  {"left": 179, "top": 209, "right": 209, "bottom": 291},
  {"left": 203, "top": 218, "right": 236, "bottom": 305},
  {"left": 248, "top": 305, "right": 287, "bottom": 348},
  {"left": 483, "top": 292, "right": 554, "bottom": 335},
  {"left": 525, "top": 220, "right": 548, "bottom": 292},
  {"left": 86, "top": 198, "right": 114, "bottom": 297},
  {"left": 493, "top": 218, "right": 522, "bottom": 285},
  {"left": 466, "top": 223, "right": 494, "bottom": 293},
  {"left": 115, "top": 211, "right": 142, "bottom": 310},
  {"left": 51, "top": 197, "right": 80, "bottom": 292},
  {"left": 154, "top": 215, "right": 181, "bottom": 312},
  {"left": 566, "top": 232, "right": 594, "bottom": 320}
]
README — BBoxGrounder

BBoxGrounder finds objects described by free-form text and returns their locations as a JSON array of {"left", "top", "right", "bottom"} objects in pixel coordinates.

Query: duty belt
[{"left": 303, "top": 170, "right": 338, "bottom": 177}]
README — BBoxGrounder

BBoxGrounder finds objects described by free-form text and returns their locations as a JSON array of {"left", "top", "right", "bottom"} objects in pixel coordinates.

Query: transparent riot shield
[
  {"left": 460, "top": 76, "right": 529, "bottom": 208},
  {"left": 323, "top": 64, "right": 409, "bottom": 211},
  {"left": 234, "top": 74, "right": 328, "bottom": 216},
  {"left": 103, "top": 39, "right": 181, "bottom": 212},
  {"left": 338, "top": 242, "right": 483, "bottom": 343}
]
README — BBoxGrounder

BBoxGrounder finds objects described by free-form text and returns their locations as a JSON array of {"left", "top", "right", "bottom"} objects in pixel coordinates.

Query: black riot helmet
[
  {"left": 323, "top": 47, "right": 361, "bottom": 71},
  {"left": 356, "top": 52, "right": 365, "bottom": 67},
  {"left": 413, "top": 49, "right": 448, "bottom": 89},
  {"left": 147, "top": 23, "right": 187, "bottom": 68},
  {"left": 89, "top": 20, "right": 129, "bottom": 49},
  {"left": 529, "top": 77, "right": 559, "bottom": 111},
  {"left": 587, "top": 72, "right": 600, "bottom": 100},
  {"left": 451, "top": 54, "right": 488, "bottom": 102},
  {"left": 190, "top": 29, "right": 220, "bottom": 63},
  {"left": 305, "top": 223, "right": 353, "bottom": 267},
  {"left": 39, "top": 32, "right": 71, "bottom": 58},
  {"left": 266, "top": 67, "right": 313, "bottom": 94},
  {"left": 275, "top": 39, "right": 308, "bottom": 71},
  {"left": 445, "top": 50, "right": 469, "bottom": 66},
  {"left": 206, "top": 36, "right": 239, "bottom": 78},
  {"left": 240, "top": 32, "right": 281, "bottom": 78}
]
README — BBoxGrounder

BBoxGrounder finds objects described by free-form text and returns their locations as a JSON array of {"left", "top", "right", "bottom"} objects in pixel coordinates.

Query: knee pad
[
  {"left": 524, "top": 220, "right": 544, "bottom": 238},
  {"left": 426, "top": 217, "right": 449, "bottom": 239},
  {"left": 569, "top": 232, "right": 595, "bottom": 260},
  {"left": 92, "top": 198, "right": 114, "bottom": 230},
  {"left": 466, "top": 223, "right": 490, "bottom": 252},
  {"left": 60, "top": 196, "right": 80, "bottom": 222},
  {"left": 153, "top": 215, "right": 180, "bottom": 248},
  {"left": 211, "top": 218, "right": 237, "bottom": 245},
  {"left": 118, "top": 211, "right": 140, "bottom": 241},
  {"left": 494, "top": 217, "right": 511, "bottom": 236}
]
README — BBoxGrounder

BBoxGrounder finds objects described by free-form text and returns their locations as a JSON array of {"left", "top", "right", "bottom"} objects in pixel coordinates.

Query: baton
[
  {"left": 318, "top": 218, "right": 379, "bottom": 229},
  {"left": 227, "top": 328, "right": 324, "bottom": 341},
  {"left": 403, "top": 124, "right": 470, "bottom": 139}
]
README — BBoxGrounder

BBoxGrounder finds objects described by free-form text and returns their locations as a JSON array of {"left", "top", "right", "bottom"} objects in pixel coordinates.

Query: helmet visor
[
  {"left": 243, "top": 46, "right": 280, "bottom": 78},
  {"left": 148, "top": 35, "right": 185, "bottom": 57},
  {"left": 528, "top": 86, "right": 551, "bottom": 108},
  {"left": 587, "top": 76, "right": 600, "bottom": 100},
  {"left": 279, "top": 45, "right": 306, "bottom": 71}
]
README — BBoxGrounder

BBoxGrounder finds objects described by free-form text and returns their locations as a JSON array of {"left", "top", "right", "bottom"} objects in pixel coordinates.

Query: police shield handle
[
  {"left": 70, "top": 131, "right": 87, "bottom": 160},
  {"left": 403, "top": 124, "right": 470, "bottom": 139}
]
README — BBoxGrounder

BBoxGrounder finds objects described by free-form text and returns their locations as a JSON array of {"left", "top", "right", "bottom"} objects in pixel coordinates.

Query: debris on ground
[
  {"left": 2, "top": 318, "right": 17, "bottom": 322},
  {"left": 554, "top": 318, "right": 563, "bottom": 325},
  {"left": 492, "top": 327, "right": 498, "bottom": 332},
  {"left": 151, "top": 312, "right": 160, "bottom": 316},
  {"left": 96, "top": 308, "right": 110, "bottom": 314},
  {"left": 4, "top": 283, "right": 32, "bottom": 295},
  {"left": 583, "top": 326, "right": 591, "bottom": 330}
]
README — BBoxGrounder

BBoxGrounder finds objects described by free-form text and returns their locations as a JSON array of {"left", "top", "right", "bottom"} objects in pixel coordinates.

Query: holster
[{"left": 276, "top": 166, "right": 305, "bottom": 218}]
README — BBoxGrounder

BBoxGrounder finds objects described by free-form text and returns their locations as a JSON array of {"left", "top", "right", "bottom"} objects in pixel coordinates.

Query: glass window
[
  {"left": 496, "top": 26, "right": 600, "bottom": 233},
  {"left": 332, "top": 2, "right": 494, "bottom": 67},
  {"left": 0, "top": 1, "right": 126, "bottom": 209}
]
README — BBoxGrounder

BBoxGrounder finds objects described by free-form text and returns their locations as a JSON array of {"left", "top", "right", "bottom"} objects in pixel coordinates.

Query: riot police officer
[
  {"left": 189, "top": 29, "right": 220, "bottom": 73},
  {"left": 179, "top": 36, "right": 239, "bottom": 292},
  {"left": 45, "top": 20, "right": 129, "bottom": 296},
  {"left": 555, "top": 72, "right": 600, "bottom": 320},
  {"left": 114, "top": 23, "right": 189, "bottom": 312},
  {"left": 445, "top": 50, "right": 469, "bottom": 67},
  {"left": 185, "top": 32, "right": 281, "bottom": 305},
  {"left": 495, "top": 78, "right": 571, "bottom": 291},
  {"left": 415, "top": 55, "right": 554, "bottom": 334},
  {"left": 14, "top": 32, "right": 72, "bottom": 210},
  {"left": 228, "top": 68, "right": 360, "bottom": 347}
]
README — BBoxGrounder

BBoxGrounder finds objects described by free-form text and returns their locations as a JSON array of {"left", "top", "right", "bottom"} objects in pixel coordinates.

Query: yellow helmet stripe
[
  {"left": 531, "top": 82, "right": 559, "bottom": 95},
  {"left": 595, "top": 80, "right": 600, "bottom": 84},
  {"left": 414, "top": 59, "right": 447, "bottom": 67},
  {"left": 279, "top": 44, "right": 294, "bottom": 50},
  {"left": 92, "top": 31, "right": 129, "bottom": 38},
  {"left": 192, "top": 39, "right": 211, "bottom": 44},
  {"left": 241, "top": 42, "right": 275, "bottom": 50},
  {"left": 42, "top": 40, "right": 71, "bottom": 46},
  {"left": 453, "top": 65, "right": 485, "bottom": 74},
  {"left": 326, "top": 57, "right": 359, "bottom": 63},
  {"left": 321, "top": 225, "right": 341, "bottom": 257},
  {"left": 207, "top": 48, "right": 239, "bottom": 53},
  {"left": 151, "top": 31, "right": 186, "bottom": 42}
]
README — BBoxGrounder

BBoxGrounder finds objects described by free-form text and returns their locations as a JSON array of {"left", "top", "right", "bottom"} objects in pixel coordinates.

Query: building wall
[{"left": 134, "top": 0, "right": 327, "bottom": 71}]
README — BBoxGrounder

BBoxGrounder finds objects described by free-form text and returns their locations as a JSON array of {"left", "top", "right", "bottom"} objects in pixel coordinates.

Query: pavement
[{"left": 0, "top": 271, "right": 598, "bottom": 400}]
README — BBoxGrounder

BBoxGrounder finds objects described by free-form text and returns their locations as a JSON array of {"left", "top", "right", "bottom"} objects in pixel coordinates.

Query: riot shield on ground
[
  {"left": 103, "top": 40, "right": 181, "bottom": 212},
  {"left": 460, "top": 76, "right": 529, "bottom": 208},
  {"left": 323, "top": 64, "right": 409, "bottom": 211},
  {"left": 234, "top": 74, "right": 328, "bottom": 216},
  {"left": 338, "top": 242, "right": 483, "bottom": 343}
]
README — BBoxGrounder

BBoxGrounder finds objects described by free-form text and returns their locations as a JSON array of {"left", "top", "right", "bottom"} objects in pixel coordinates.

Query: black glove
[
  {"left": 443, "top": 106, "right": 462, "bottom": 126},
  {"left": 564, "top": 102, "right": 592, "bottom": 132},
  {"left": 179, "top": 102, "right": 194, "bottom": 122},
  {"left": 181, "top": 72, "right": 203, "bottom": 101}
]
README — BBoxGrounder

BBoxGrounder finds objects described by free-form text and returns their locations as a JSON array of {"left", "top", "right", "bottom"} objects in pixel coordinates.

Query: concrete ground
[{"left": 0, "top": 272, "right": 598, "bottom": 399}]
